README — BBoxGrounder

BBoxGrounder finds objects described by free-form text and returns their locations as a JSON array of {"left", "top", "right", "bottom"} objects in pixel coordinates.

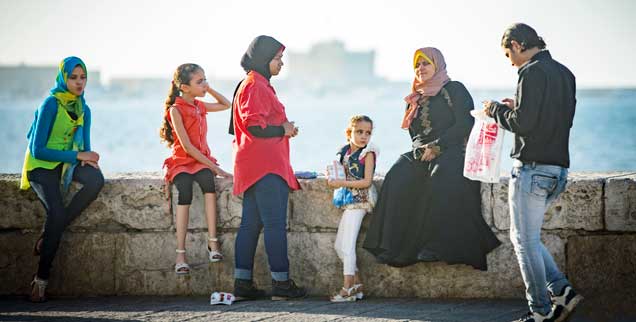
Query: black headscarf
[
  {"left": 240, "top": 35, "right": 284, "bottom": 80},
  {"left": 229, "top": 35, "right": 284, "bottom": 135}
]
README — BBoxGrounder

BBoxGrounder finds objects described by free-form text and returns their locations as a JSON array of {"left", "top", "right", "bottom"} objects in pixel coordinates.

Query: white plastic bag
[
  {"left": 463, "top": 110, "right": 505, "bottom": 183},
  {"left": 326, "top": 160, "right": 346, "bottom": 180}
]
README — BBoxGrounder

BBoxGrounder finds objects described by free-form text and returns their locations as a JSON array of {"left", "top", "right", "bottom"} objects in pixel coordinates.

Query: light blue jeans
[{"left": 509, "top": 160, "right": 570, "bottom": 315}]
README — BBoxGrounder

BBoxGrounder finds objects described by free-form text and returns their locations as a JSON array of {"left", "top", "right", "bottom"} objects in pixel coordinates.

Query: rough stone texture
[
  {"left": 47, "top": 232, "right": 118, "bottom": 295},
  {"left": 289, "top": 180, "right": 344, "bottom": 231},
  {"left": 0, "top": 174, "right": 45, "bottom": 229},
  {"left": 70, "top": 175, "right": 170, "bottom": 230},
  {"left": 605, "top": 175, "right": 636, "bottom": 231},
  {"left": 493, "top": 175, "right": 604, "bottom": 231},
  {"left": 567, "top": 235, "right": 636, "bottom": 297},
  {"left": 0, "top": 172, "right": 634, "bottom": 301},
  {"left": 480, "top": 182, "right": 495, "bottom": 228},
  {"left": 0, "top": 231, "right": 40, "bottom": 295}
]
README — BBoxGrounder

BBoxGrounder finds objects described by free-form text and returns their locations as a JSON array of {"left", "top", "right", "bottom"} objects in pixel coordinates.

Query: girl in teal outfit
[{"left": 20, "top": 56, "right": 104, "bottom": 302}]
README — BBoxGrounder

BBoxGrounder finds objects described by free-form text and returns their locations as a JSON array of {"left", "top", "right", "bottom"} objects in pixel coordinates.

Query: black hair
[{"left": 501, "top": 23, "right": 546, "bottom": 51}]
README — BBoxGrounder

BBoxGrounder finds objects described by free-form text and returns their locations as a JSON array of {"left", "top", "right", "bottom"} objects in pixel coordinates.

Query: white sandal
[
  {"left": 175, "top": 249, "right": 190, "bottom": 275},
  {"left": 353, "top": 283, "right": 364, "bottom": 300},
  {"left": 30, "top": 276, "right": 48, "bottom": 303},
  {"left": 330, "top": 286, "right": 357, "bottom": 303},
  {"left": 207, "top": 237, "right": 223, "bottom": 263}
]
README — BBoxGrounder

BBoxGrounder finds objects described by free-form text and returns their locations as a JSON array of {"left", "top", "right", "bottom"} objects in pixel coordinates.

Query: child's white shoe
[
  {"left": 353, "top": 283, "right": 364, "bottom": 300},
  {"left": 330, "top": 286, "right": 357, "bottom": 303}
]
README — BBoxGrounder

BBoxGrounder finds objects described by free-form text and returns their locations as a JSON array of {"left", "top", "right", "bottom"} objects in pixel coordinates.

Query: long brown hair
[{"left": 159, "top": 63, "right": 203, "bottom": 147}]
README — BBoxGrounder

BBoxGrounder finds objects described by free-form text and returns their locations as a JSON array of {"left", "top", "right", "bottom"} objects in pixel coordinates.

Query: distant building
[
  {"left": 286, "top": 40, "right": 382, "bottom": 90},
  {"left": 108, "top": 77, "right": 169, "bottom": 96},
  {"left": 0, "top": 64, "right": 102, "bottom": 98}
]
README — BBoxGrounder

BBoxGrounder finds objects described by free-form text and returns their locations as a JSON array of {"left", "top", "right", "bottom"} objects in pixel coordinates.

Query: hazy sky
[{"left": 1, "top": 0, "right": 634, "bottom": 88}]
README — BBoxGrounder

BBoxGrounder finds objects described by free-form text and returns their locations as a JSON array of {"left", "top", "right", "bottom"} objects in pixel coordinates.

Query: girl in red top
[
  {"left": 230, "top": 35, "right": 305, "bottom": 300},
  {"left": 160, "top": 63, "right": 232, "bottom": 275}
]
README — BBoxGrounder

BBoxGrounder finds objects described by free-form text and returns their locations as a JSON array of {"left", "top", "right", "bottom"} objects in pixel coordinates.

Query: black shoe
[
  {"left": 271, "top": 279, "right": 307, "bottom": 300},
  {"left": 513, "top": 309, "right": 557, "bottom": 322},
  {"left": 550, "top": 285, "right": 583, "bottom": 322},
  {"left": 233, "top": 278, "right": 266, "bottom": 301}
]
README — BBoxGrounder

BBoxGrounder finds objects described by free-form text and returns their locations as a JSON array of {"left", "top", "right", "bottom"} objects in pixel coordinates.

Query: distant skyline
[{"left": 1, "top": 0, "right": 634, "bottom": 89}]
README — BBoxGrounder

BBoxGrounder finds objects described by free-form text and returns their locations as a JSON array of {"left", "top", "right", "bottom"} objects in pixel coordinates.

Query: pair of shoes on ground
[
  {"left": 175, "top": 237, "right": 224, "bottom": 275},
  {"left": 514, "top": 285, "right": 584, "bottom": 322},
  {"left": 330, "top": 284, "right": 364, "bottom": 303},
  {"left": 233, "top": 278, "right": 307, "bottom": 301}
]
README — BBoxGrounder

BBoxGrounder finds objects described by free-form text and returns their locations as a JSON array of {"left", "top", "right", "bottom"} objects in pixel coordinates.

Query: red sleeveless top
[{"left": 163, "top": 97, "right": 218, "bottom": 183}]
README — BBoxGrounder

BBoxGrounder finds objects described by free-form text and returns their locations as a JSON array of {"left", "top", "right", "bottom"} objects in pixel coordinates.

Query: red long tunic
[
  {"left": 163, "top": 97, "right": 218, "bottom": 183},
  {"left": 232, "top": 71, "right": 300, "bottom": 195}
]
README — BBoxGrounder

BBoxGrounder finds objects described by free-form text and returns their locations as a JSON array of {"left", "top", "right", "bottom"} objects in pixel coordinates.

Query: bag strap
[{"left": 228, "top": 79, "right": 245, "bottom": 135}]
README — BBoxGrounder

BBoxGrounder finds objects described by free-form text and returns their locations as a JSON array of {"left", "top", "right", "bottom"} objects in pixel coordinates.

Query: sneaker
[
  {"left": 513, "top": 309, "right": 557, "bottom": 322},
  {"left": 233, "top": 278, "right": 267, "bottom": 301},
  {"left": 271, "top": 279, "right": 307, "bottom": 300},
  {"left": 551, "top": 285, "right": 583, "bottom": 322}
]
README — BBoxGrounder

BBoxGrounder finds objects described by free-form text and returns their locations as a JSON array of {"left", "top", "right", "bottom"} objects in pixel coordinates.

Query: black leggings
[
  {"left": 28, "top": 163, "right": 104, "bottom": 280},
  {"left": 173, "top": 169, "right": 216, "bottom": 205}
]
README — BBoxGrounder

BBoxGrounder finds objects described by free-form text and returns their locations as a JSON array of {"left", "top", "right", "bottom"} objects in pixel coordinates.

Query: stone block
[
  {"left": 493, "top": 176, "right": 603, "bottom": 231},
  {"left": 0, "top": 175, "right": 44, "bottom": 229},
  {"left": 289, "top": 179, "right": 342, "bottom": 231},
  {"left": 605, "top": 175, "right": 636, "bottom": 231},
  {"left": 0, "top": 231, "right": 117, "bottom": 296},
  {"left": 114, "top": 231, "right": 269, "bottom": 296},
  {"left": 0, "top": 232, "right": 40, "bottom": 295},
  {"left": 47, "top": 232, "right": 118, "bottom": 295},
  {"left": 70, "top": 176, "right": 170, "bottom": 230},
  {"left": 567, "top": 235, "right": 636, "bottom": 297}
]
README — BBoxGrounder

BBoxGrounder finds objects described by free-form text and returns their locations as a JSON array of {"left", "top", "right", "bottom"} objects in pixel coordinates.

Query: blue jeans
[
  {"left": 234, "top": 174, "right": 290, "bottom": 281},
  {"left": 509, "top": 160, "right": 570, "bottom": 315}
]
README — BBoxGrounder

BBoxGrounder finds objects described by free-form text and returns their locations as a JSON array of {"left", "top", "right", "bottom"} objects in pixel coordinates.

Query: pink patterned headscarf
[{"left": 401, "top": 47, "right": 450, "bottom": 129}]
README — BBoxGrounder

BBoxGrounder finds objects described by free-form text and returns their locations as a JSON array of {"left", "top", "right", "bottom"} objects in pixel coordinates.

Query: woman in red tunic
[
  {"left": 230, "top": 35, "right": 306, "bottom": 300},
  {"left": 160, "top": 63, "right": 232, "bottom": 275}
]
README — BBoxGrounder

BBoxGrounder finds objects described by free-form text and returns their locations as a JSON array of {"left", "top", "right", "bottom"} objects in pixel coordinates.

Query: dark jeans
[
  {"left": 28, "top": 164, "right": 104, "bottom": 280},
  {"left": 234, "top": 174, "right": 290, "bottom": 281}
]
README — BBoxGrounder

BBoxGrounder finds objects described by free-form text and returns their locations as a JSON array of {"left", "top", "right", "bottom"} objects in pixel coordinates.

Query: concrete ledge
[{"left": 1, "top": 172, "right": 634, "bottom": 299}]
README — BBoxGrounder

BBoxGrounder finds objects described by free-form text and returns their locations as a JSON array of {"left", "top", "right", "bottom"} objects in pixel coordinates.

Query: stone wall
[{"left": 1, "top": 172, "right": 635, "bottom": 299}]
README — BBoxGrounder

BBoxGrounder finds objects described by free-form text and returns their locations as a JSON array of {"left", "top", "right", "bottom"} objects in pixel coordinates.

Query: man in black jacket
[{"left": 484, "top": 23, "right": 582, "bottom": 322}]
